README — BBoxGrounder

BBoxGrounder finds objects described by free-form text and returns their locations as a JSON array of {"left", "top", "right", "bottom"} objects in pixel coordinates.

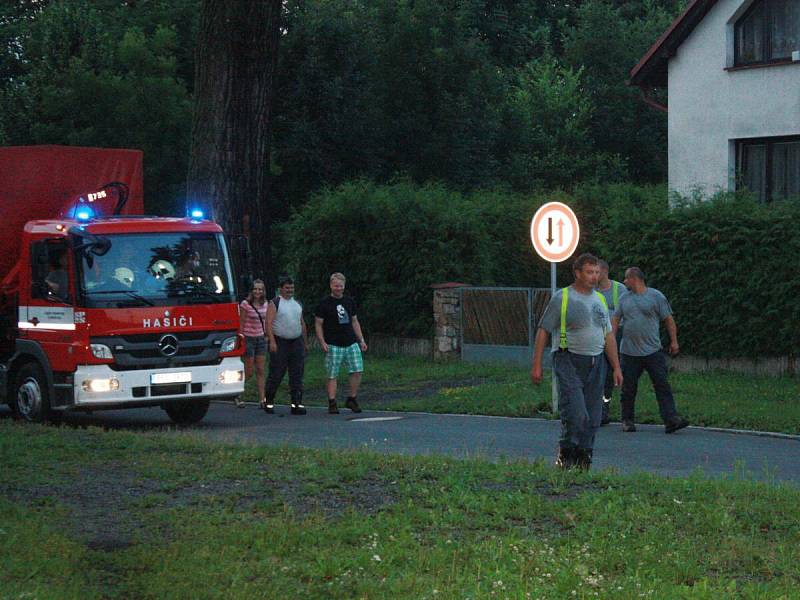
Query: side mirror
[
  {"left": 89, "top": 237, "right": 111, "bottom": 256},
  {"left": 68, "top": 226, "right": 111, "bottom": 256}
]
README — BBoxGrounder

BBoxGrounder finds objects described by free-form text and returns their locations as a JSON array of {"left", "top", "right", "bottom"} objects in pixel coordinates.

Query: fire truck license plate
[{"left": 151, "top": 372, "right": 192, "bottom": 385}]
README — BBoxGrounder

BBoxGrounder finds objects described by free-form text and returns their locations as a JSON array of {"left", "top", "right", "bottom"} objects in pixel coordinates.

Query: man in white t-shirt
[{"left": 265, "top": 275, "right": 308, "bottom": 415}]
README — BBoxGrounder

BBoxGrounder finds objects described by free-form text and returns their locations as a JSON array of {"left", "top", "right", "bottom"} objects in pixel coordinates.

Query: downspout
[{"left": 638, "top": 86, "right": 668, "bottom": 113}]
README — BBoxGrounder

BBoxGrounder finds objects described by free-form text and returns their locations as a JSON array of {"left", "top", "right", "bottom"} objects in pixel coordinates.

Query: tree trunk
[{"left": 186, "top": 0, "right": 281, "bottom": 286}]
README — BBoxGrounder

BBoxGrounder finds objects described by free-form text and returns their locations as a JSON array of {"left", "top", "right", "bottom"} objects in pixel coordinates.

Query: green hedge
[
  {"left": 277, "top": 180, "right": 800, "bottom": 358},
  {"left": 278, "top": 180, "right": 503, "bottom": 336},
  {"left": 595, "top": 192, "right": 800, "bottom": 359}
]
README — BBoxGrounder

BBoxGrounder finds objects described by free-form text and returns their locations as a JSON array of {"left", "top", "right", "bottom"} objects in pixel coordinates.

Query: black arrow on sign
[{"left": 547, "top": 217, "right": 554, "bottom": 244}]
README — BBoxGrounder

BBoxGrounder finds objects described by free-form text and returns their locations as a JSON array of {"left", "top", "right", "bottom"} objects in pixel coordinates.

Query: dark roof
[{"left": 629, "top": 0, "right": 720, "bottom": 88}]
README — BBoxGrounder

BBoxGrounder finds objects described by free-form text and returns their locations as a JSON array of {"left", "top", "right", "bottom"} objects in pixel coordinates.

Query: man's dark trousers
[
  {"left": 620, "top": 351, "right": 678, "bottom": 423},
  {"left": 601, "top": 329, "right": 622, "bottom": 422},
  {"left": 265, "top": 336, "right": 305, "bottom": 402},
  {"left": 553, "top": 351, "right": 605, "bottom": 450}
]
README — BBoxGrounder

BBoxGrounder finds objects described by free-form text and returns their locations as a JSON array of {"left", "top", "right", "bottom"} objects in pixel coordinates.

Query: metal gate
[{"left": 460, "top": 287, "right": 552, "bottom": 366}]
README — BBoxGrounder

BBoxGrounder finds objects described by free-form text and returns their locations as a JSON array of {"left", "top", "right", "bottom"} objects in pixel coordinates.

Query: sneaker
[
  {"left": 290, "top": 403, "right": 307, "bottom": 415},
  {"left": 345, "top": 397, "right": 362, "bottom": 413},
  {"left": 263, "top": 403, "right": 274, "bottom": 414},
  {"left": 665, "top": 416, "right": 690, "bottom": 434},
  {"left": 328, "top": 399, "right": 339, "bottom": 414},
  {"left": 622, "top": 420, "right": 637, "bottom": 432},
  {"left": 555, "top": 446, "right": 575, "bottom": 469}
]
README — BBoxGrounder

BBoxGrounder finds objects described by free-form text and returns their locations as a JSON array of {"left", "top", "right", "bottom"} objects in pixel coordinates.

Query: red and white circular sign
[{"left": 530, "top": 202, "right": 580, "bottom": 263}]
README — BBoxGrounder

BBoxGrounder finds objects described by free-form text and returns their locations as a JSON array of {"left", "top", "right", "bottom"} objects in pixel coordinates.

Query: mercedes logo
[{"left": 158, "top": 334, "right": 179, "bottom": 357}]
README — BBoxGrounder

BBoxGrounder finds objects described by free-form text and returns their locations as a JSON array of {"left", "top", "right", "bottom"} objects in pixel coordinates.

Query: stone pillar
[{"left": 431, "top": 282, "right": 470, "bottom": 361}]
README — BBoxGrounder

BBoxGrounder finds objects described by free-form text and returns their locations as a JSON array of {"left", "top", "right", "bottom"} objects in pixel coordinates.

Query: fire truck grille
[{"left": 90, "top": 330, "right": 238, "bottom": 370}]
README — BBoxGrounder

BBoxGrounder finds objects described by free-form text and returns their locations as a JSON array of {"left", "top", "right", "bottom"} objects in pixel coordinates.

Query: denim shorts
[{"left": 245, "top": 335, "right": 267, "bottom": 358}]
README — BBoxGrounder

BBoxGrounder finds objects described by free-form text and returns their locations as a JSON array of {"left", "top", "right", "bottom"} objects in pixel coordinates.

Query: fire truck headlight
[
  {"left": 220, "top": 336, "right": 238, "bottom": 353},
  {"left": 219, "top": 370, "right": 243, "bottom": 385},
  {"left": 90, "top": 344, "right": 113, "bottom": 359},
  {"left": 82, "top": 378, "right": 120, "bottom": 393}
]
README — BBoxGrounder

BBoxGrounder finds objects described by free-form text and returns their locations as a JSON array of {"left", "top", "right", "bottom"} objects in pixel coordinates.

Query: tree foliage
[
  {"left": 2, "top": 0, "right": 681, "bottom": 214},
  {"left": 1, "top": 0, "right": 197, "bottom": 213}
]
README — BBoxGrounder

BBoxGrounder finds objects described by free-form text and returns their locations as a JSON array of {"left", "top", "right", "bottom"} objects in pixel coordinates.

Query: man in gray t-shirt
[
  {"left": 596, "top": 259, "right": 626, "bottom": 425},
  {"left": 531, "top": 253, "right": 622, "bottom": 471},
  {"left": 611, "top": 267, "right": 689, "bottom": 434}
]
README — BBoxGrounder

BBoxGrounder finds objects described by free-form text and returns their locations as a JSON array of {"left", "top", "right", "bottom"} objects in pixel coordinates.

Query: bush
[
  {"left": 278, "top": 179, "right": 799, "bottom": 360},
  {"left": 595, "top": 191, "right": 800, "bottom": 358},
  {"left": 279, "top": 180, "right": 500, "bottom": 336}
]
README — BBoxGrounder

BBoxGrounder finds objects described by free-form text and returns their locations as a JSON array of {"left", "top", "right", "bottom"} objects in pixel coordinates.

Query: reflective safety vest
[
  {"left": 612, "top": 280, "right": 619, "bottom": 308},
  {"left": 559, "top": 287, "right": 609, "bottom": 350}
]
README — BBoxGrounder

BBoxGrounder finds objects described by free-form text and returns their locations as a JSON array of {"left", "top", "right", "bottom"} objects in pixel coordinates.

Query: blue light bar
[
  {"left": 189, "top": 208, "right": 204, "bottom": 220},
  {"left": 75, "top": 206, "right": 94, "bottom": 222}
]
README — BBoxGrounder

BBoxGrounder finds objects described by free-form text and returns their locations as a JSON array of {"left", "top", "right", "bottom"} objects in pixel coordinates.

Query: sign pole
[
  {"left": 530, "top": 201, "right": 581, "bottom": 418},
  {"left": 550, "top": 262, "right": 558, "bottom": 413}
]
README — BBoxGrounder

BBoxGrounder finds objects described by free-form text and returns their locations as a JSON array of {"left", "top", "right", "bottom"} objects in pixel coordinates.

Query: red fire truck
[{"left": 0, "top": 146, "right": 245, "bottom": 423}]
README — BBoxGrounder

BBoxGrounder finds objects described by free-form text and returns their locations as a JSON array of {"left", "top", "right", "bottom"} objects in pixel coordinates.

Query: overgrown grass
[
  {"left": 1, "top": 422, "right": 798, "bottom": 598},
  {"left": 247, "top": 351, "right": 800, "bottom": 434}
]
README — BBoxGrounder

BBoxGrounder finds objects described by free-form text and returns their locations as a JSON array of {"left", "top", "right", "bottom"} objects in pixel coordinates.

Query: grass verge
[
  {"left": 1, "top": 422, "right": 799, "bottom": 598},
  {"left": 244, "top": 351, "right": 800, "bottom": 434}
]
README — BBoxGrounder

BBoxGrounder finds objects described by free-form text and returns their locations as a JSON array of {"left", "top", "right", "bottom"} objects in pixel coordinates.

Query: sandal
[
  {"left": 235, "top": 397, "right": 246, "bottom": 408},
  {"left": 260, "top": 399, "right": 274, "bottom": 414}
]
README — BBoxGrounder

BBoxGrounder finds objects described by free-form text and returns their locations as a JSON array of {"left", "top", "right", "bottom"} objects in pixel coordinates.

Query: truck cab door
[{"left": 23, "top": 240, "right": 76, "bottom": 371}]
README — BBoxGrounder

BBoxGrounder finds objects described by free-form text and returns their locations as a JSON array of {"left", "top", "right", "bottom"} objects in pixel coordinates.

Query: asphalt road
[{"left": 3, "top": 401, "right": 797, "bottom": 486}]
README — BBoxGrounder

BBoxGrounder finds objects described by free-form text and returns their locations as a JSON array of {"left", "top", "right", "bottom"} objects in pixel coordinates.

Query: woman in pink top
[{"left": 239, "top": 279, "right": 269, "bottom": 409}]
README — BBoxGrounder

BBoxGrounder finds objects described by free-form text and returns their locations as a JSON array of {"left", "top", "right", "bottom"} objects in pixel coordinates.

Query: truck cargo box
[{"left": 0, "top": 145, "right": 144, "bottom": 282}]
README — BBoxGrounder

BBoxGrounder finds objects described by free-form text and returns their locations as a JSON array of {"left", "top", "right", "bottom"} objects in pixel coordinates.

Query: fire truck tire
[
  {"left": 13, "top": 362, "right": 51, "bottom": 423},
  {"left": 163, "top": 399, "right": 210, "bottom": 424}
]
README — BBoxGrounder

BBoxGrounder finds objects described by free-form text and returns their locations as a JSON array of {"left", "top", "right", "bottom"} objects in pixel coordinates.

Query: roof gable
[{"left": 629, "top": 0, "right": 720, "bottom": 88}]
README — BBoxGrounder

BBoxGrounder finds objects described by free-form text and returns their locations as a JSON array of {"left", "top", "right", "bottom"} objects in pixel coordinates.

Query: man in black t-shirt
[{"left": 314, "top": 272, "right": 368, "bottom": 414}]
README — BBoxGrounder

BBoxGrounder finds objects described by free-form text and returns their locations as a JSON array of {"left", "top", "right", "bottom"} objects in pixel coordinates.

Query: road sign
[{"left": 530, "top": 202, "right": 580, "bottom": 263}]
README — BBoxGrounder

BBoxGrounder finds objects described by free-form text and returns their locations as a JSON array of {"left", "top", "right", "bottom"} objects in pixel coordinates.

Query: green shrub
[
  {"left": 279, "top": 180, "right": 501, "bottom": 336},
  {"left": 596, "top": 191, "right": 800, "bottom": 358},
  {"left": 278, "top": 179, "right": 799, "bottom": 359}
]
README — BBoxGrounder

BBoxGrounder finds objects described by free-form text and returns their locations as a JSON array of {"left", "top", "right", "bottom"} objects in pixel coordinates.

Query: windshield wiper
[
  {"left": 85, "top": 289, "right": 155, "bottom": 306},
  {"left": 170, "top": 283, "right": 227, "bottom": 303}
]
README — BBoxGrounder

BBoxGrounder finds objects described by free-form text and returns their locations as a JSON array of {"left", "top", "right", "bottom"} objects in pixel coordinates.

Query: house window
[
  {"left": 737, "top": 136, "right": 800, "bottom": 202},
  {"left": 735, "top": 0, "right": 800, "bottom": 65}
]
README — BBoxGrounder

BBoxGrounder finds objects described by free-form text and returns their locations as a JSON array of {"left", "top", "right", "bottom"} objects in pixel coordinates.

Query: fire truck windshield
[{"left": 78, "top": 232, "right": 236, "bottom": 308}]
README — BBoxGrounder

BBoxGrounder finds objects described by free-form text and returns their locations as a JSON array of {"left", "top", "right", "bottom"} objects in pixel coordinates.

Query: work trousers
[
  {"left": 265, "top": 336, "right": 305, "bottom": 402},
  {"left": 620, "top": 351, "right": 678, "bottom": 423},
  {"left": 603, "top": 329, "right": 623, "bottom": 399},
  {"left": 552, "top": 350, "right": 606, "bottom": 450}
]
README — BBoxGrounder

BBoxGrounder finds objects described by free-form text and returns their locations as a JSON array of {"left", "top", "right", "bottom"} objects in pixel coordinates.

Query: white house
[{"left": 630, "top": 0, "right": 800, "bottom": 202}]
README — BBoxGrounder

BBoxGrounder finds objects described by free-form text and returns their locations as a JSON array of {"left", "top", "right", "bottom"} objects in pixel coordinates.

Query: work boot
[
  {"left": 665, "top": 416, "right": 690, "bottom": 434},
  {"left": 622, "top": 419, "right": 636, "bottom": 432},
  {"left": 328, "top": 399, "right": 340, "bottom": 414},
  {"left": 345, "top": 396, "right": 362, "bottom": 413},
  {"left": 555, "top": 446, "right": 576, "bottom": 470},
  {"left": 574, "top": 448, "right": 593, "bottom": 471},
  {"left": 600, "top": 397, "right": 611, "bottom": 425}
]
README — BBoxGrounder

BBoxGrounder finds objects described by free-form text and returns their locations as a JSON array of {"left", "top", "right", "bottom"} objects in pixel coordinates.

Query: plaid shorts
[{"left": 325, "top": 343, "right": 364, "bottom": 378}]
